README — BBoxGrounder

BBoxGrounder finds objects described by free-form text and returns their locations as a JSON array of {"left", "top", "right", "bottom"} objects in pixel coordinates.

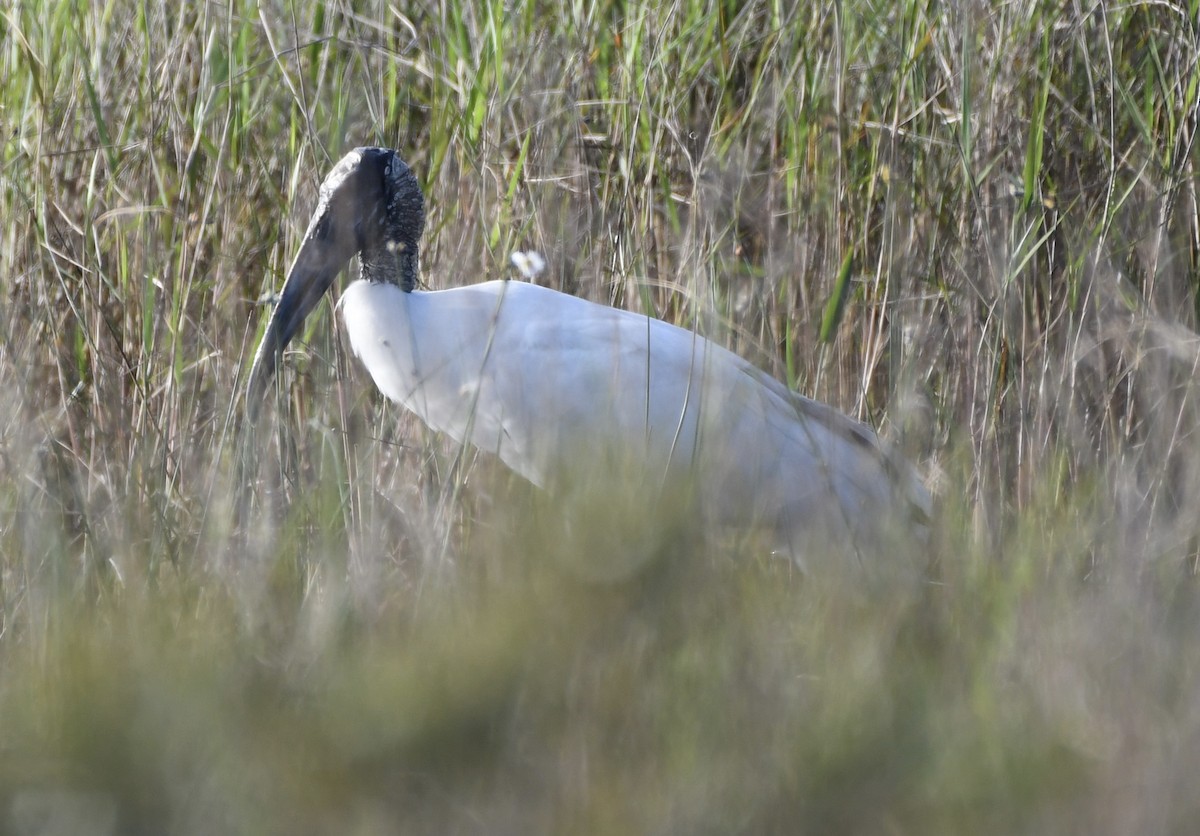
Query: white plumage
[{"left": 247, "top": 147, "right": 929, "bottom": 564}]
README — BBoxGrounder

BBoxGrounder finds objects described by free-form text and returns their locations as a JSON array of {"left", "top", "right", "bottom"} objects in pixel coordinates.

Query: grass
[{"left": 3, "top": 0, "right": 1200, "bottom": 832}]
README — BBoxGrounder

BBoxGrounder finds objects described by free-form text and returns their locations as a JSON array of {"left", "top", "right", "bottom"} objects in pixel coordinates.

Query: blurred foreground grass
[{"left": 3, "top": 0, "right": 1200, "bottom": 832}]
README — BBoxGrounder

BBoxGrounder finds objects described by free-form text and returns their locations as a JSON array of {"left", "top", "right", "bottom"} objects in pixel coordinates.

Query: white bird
[{"left": 247, "top": 147, "right": 930, "bottom": 566}]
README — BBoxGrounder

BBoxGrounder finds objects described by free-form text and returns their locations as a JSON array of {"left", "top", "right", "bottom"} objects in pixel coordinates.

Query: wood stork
[{"left": 246, "top": 147, "right": 930, "bottom": 567}]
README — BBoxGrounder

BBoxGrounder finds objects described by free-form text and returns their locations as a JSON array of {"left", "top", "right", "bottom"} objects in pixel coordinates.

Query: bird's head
[{"left": 245, "top": 147, "right": 425, "bottom": 418}]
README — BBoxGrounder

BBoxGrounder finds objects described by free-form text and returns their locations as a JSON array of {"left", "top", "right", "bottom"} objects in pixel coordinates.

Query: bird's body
[
  {"left": 248, "top": 147, "right": 929, "bottom": 565},
  {"left": 340, "top": 278, "right": 920, "bottom": 549}
]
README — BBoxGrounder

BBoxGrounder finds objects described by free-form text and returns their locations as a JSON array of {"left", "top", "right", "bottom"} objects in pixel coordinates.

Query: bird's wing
[{"left": 733, "top": 361, "right": 931, "bottom": 522}]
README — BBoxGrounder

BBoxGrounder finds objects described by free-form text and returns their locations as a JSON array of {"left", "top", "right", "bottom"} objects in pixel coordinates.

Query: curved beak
[{"left": 245, "top": 209, "right": 354, "bottom": 421}]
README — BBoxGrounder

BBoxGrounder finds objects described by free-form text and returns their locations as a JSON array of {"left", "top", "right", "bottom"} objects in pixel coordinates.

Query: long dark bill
[{"left": 244, "top": 218, "right": 353, "bottom": 422}]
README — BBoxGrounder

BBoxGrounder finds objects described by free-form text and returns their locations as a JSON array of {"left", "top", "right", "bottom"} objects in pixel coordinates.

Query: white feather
[{"left": 339, "top": 278, "right": 927, "bottom": 560}]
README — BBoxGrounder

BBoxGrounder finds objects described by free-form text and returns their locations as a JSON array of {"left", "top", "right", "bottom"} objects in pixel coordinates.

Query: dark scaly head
[{"left": 245, "top": 147, "right": 425, "bottom": 419}]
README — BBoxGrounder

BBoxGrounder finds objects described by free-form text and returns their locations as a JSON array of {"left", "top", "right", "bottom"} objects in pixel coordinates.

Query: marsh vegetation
[{"left": 2, "top": 1, "right": 1200, "bottom": 832}]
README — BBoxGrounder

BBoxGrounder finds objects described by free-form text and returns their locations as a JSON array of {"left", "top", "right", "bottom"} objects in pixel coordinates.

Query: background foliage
[{"left": 3, "top": 0, "right": 1200, "bottom": 832}]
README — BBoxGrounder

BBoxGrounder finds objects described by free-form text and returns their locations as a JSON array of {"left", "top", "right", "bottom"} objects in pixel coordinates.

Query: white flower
[{"left": 510, "top": 250, "right": 546, "bottom": 280}]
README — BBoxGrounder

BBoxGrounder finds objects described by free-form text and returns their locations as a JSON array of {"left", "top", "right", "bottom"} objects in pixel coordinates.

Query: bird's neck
[{"left": 360, "top": 241, "right": 420, "bottom": 292}]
